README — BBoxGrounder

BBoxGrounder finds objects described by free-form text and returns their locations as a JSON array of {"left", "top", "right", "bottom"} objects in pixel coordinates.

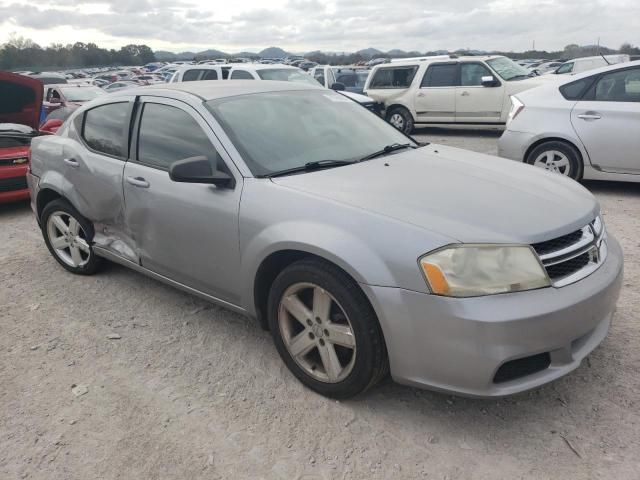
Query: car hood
[
  {"left": 339, "top": 90, "right": 374, "bottom": 104},
  {"left": 0, "top": 71, "right": 43, "bottom": 129},
  {"left": 271, "top": 145, "right": 598, "bottom": 244}
]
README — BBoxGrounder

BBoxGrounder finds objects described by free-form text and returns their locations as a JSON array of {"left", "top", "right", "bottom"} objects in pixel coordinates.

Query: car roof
[
  {"left": 229, "top": 63, "right": 298, "bottom": 71},
  {"left": 374, "top": 55, "right": 503, "bottom": 68},
  {"left": 558, "top": 59, "right": 640, "bottom": 84},
  {"left": 109, "top": 80, "right": 322, "bottom": 101}
]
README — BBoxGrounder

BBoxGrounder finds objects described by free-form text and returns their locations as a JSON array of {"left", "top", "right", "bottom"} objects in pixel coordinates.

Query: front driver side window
[
  {"left": 137, "top": 103, "right": 228, "bottom": 173},
  {"left": 460, "top": 63, "right": 493, "bottom": 86},
  {"left": 594, "top": 68, "right": 640, "bottom": 102}
]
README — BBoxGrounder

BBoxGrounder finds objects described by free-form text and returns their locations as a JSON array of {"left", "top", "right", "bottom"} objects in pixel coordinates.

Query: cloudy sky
[{"left": 0, "top": 0, "right": 637, "bottom": 53}]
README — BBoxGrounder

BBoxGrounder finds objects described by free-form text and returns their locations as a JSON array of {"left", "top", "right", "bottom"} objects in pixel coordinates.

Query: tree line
[{"left": 0, "top": 36, "right": 156, "bottom": 71}]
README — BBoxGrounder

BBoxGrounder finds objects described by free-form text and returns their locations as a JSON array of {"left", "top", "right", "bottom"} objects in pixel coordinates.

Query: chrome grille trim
[{"left": 532, "top": 217, "right": 607, "bottom": 287}]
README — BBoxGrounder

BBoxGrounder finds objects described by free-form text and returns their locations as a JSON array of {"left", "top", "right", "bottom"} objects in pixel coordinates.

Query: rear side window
[
  {"left": 202, "top": 70, "right": 218, "bottom": 80},
  {"left": 230, "top": 70, "right": 254, "bottom": 80},
  {"left": 593, "top": 68, "right": 640, "bottom": 102},
  {"left": 555, "top": 62, "right": 574, "bottom": 74},
  {"left": 137, "top": 103, "right": 225, "bottom": 171},
  {"left": 182, "top": 69, "right": 202, "bottom": 81},
  {"left": 421, "top": 64, "right": 458, "bottom": 87},
  {"left": 559, "top": 78, "right": 591, "bottom": 100},
  {"left": 82, "top": 102, "right": 129, "bottom": 158},
  {"left": 369, "top": 66, "right": 417, "bottom": 89}
]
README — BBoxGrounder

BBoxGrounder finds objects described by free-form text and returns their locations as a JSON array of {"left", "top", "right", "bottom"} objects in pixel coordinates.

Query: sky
[{"left": 0, "top": 0, "right": 637, "bottom": 53}]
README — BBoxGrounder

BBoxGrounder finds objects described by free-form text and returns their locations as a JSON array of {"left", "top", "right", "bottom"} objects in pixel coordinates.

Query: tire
[
  {"left": 386, "top": 106, "right": 414, "bottom": 135},
  {"left": 526, "top": 141, "right": 583, "bottom": 180},
  {"left": 267, "top": 259, "right": 388, "bottom": 399},
  {"left": 41, "top": 198, "right": 103, "bottom": 275}
]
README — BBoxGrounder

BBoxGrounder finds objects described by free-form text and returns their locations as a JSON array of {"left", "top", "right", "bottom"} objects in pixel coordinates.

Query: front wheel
[
  {"left": 41, "top": 199, "right": 102, "bottom": 275},
  {"left": 267, "top": 259, "right": 387, "bottom": 398},
  {"left": 526, "top": 141, "right": 583, "bottom": 180},
  {"left": 386, "top": 106, "right": 414, "bottom": 135}
]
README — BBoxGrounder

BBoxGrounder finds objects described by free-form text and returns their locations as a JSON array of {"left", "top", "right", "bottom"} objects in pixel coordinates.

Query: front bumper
[
  {"left": 0, "top": 165, "right": 30, "bottom": 203},
  {"left": 497, "top": 129, "right": 535, "bottom": 162},
  {"left": 361, "top": 236, "right": 623, "bottom": 397}
]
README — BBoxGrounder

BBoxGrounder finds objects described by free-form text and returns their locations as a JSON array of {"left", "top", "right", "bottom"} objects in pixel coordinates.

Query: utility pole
[{"left": 532, "top": 40, "right": 535, "bottom": 51}]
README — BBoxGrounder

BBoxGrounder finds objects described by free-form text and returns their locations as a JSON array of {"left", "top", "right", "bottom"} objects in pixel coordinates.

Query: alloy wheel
[
  {"left": 46, "top": 211, "right": 91, "bottom": 268},
  {"left": 533, "top": 150, "right": 571, "bottom": 176},
  {"left": 389, "top": 113, "right": 405, "bottom": 130},
  {"left": 278, "top": 282, "right": 357, "bottom": 383}
]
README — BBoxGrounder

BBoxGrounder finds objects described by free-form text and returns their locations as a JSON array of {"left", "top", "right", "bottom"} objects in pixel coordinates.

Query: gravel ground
[{"left": 1, "top": 129, "right": 639, "bottom": 480}]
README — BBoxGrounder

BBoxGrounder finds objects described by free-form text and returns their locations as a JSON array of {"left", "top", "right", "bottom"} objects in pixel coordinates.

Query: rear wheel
[
  {"left": 41, "top": 199, "right": 102, "bottom": 275},
  {"left": 526, "top": 141, "right": 582, "bottom": 180},
  {"left": 386, "top": 106, "right": 414, "bottom": 135},
  {"left": 267, "top": 259, "right": 387, "bottom": 398}
]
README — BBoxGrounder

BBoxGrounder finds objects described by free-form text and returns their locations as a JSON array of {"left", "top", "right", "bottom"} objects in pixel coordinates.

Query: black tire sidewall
[
  {"left": 526, "top": 141, "right": 583, "bottom": 180},
  {"left": 41, "top": 199, "right": 101, "bottom": 275},
  {"left": 387, "top": 107, "right": 414, "bottom": 135},
  {"left": 267, "top": 260, "right": 386, "bottom": 399}
]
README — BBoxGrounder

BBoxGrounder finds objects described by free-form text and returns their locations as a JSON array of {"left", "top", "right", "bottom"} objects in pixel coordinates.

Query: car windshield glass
[
  {"left": 486, "top": 57, "right": 531, "bottom": 81},
  {"left": 59, "top": 87, "right": 105, "bottom": 102},
  {"left": 256, "top": 69, "right": 319, "bottom": 86},
  {"left": 206, "top": 90, "right": 414, "bottom": 177}
]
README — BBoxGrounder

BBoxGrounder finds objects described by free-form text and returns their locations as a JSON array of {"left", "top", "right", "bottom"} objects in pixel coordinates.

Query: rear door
[
  {"left": 62, "top": 98, "right": 134, "bottom": 242},
  {"left": 123, "top": 96, "right": 243, "bottom": 303},
  {"left": 571, "top": 66, "right": 640, "bottom": 174},
  {"left": 455, "top": 62, "right": 505, "bottom": 123},
  {"left": 415, "top": 63, "right": 458, "bottom": 123}
]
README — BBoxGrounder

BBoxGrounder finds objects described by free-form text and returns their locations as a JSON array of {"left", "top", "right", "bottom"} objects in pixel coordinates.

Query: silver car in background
[
  {"left": 499, "top": 61, "right": 640, "bottom": 181},
  {"left": 27, "top": 81, "right": 622, "bottom": 398}
]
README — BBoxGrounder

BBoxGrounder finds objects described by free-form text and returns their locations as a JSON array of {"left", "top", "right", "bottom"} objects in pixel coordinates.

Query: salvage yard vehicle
[
  {"left": 169, "top": 64, "right": 231, "bottom": 82},
  {"left": 364, "top": 55, "right": 552, "bottom": 133},
  {"left": 227, "top": 64, "right": 380, "bottom": 113},
  {"left": 43, "top": 84, "right": 105, "bottom": 116},
  {"left": 550, "top": 54, "right": 630, "bottom": 76},
  {"left": 309, "top": 66, "right": 371, "bottom": 95},
  {"left": 28, "top": 81, "right": 622, "bottom": 398},
  {"left": 499, "top": 61, "right": 640, "bottom": 182},
  {"left": 0, "top": 71, "right": 43, "bottom": 203}
]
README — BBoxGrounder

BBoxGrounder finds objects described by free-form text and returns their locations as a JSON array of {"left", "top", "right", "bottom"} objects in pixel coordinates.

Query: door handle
[
  {"left": 63, "top": 158, "right": 79, "bottom": 168},
  {"left": 577, "top": 113, "right": 601, "bottom": 120},
  {"left": 460, "top": 91, "right": 470, "bottom": 96},
  {"left": 126, "top": 176, "right": 150, "bottom": 188},
  {"left": 417, "top": 92, "right": 425, "bottom": 97}
]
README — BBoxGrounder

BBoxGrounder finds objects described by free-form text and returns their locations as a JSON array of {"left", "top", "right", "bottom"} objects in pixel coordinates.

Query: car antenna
[{"left": 600, "top": 53, "right": 611, "bottom": 65}]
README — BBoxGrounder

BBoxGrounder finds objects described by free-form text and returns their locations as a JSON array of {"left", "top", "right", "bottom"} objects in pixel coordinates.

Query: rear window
[
  {"left": 82, "top": 102, "right": 129, "bottom": 158},
  {"left": 369, "top": 66, "right": 418, "bottom": 89},
  {"left": 559, "top": 78, "right": 591, "bottom": 100}
]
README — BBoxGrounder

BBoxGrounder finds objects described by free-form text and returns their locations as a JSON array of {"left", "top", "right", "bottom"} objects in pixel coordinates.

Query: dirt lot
[{"left": 1, "top": 128, "right": 639, "bottom": 480}]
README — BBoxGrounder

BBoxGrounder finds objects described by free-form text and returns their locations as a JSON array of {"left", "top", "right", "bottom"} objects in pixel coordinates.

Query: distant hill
[
  {"left": 259, "top": 46, "right": 289, "bottom": 58},
  {"left": 386, "top": 49, "right": 407, "bottom": 56},
  {"left": 233, "top": 51, "right": 260, "bottom": 58},
  {"left": 155, "top": 50, "right": 197, "bottom": 61},
  {"left": 194, "top": 49, "right": 228, "bottom": 60},
  {"left": 356, "top": 48, "right": 384, "bottom": 59}
]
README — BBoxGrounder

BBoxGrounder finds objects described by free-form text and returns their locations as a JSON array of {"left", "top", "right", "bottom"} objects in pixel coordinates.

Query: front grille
[
  {"left": 545, "top": 251, "right": 590, "bottom": 280},
  {"left": 494, "top": 352, "right": 551, "bottom": 383},
  {"left": 532, "top": 218, "right": 606, "bottom": 287},
  {"left": 0, "top": 176, "right": 28, "bottom": 192},
  {"left": 532, "top": 229, "right": 583, "bottom": 256}
]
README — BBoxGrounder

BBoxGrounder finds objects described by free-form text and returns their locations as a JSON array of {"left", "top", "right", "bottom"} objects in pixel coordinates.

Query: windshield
[
  {"left": 206, "top": 90, "right": 413, "bottom": 177},
  {"left": 256, "top": 69, "right": 319, "bottom": 86},
  {"left": 60, "top": 87, "right": 105, "bottom": 102},
  {"left": 486, "top": 57, "right": 531, "bottom": 81}
]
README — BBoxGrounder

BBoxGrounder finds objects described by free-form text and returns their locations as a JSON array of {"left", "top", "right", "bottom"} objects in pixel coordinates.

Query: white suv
[{"left": 364, "top": 55, "right": 553, "bottom": 133}]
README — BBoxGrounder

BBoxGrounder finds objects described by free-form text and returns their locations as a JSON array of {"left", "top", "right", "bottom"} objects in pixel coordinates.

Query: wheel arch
[
  {"left": 36, "top": 187, "right": 63, "bottom": 220},
  {"left": 524, "top": 136, "right": 586, "bottom": 168}
]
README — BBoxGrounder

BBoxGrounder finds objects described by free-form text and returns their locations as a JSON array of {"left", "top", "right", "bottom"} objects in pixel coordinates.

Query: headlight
[{"left": 419, "top": 245, "right": 550, "bottom": 297}]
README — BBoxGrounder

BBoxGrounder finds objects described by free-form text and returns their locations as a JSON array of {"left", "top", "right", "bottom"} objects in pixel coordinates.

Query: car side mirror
[
  {"left": 330, "top": 82, "right": 346, "bottom": 91},
  {"left": 481, "top": 76, "right": 499, "bottom": 87},
  {"left": 169, "top": 156, "right": 234, "bottom": 188}
]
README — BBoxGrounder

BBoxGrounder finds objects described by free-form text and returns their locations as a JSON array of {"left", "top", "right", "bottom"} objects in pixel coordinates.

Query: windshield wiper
[
  {"left": 260, "top": 159, "right": 357, "bottom": 178},
  {"left": 358, "top": 143, "right": 415, "bottom": 162}
]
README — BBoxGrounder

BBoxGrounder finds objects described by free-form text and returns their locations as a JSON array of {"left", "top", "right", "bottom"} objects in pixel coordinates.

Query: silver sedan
[
  {"left": 27, "top": 81, "right": 622, "bottom": 398},
  {"left": 499, "top": 60, "right": 640, "bottom": 182}
]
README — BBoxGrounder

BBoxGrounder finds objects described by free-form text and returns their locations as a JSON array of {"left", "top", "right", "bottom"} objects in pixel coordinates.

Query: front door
[
  {"left": 414, "top": 63, "right": 457, "bottom": 123},
  {"left": 571, "top": 66, "right": 640, "bottom": 174},
  {"left": 455, "top": 62, "right": 505, "bottom": 123},
  {"left": 123, "top": 97, "right": 244, "bottom": 304}
]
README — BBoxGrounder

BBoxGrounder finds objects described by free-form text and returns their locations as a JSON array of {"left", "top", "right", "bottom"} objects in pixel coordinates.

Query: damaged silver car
[{"left": 28, "top": 81, "right": 623, "bottom": 398}]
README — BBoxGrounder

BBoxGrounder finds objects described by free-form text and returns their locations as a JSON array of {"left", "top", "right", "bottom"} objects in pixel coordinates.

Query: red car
[{"left": 0, "top": 71, "right": 43, "bottom": 203}]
